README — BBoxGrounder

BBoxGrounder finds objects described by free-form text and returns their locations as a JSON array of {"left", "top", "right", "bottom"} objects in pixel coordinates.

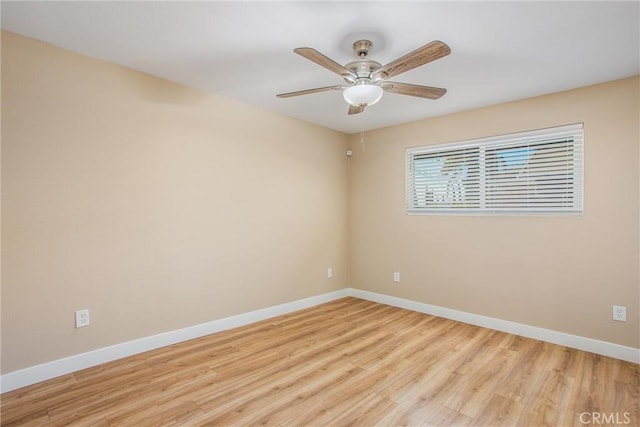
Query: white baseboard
[
  {"left": 0, "top": 288, "right": 350, "bottom": 393},
  {"left": 346, "top": 288, "right": 640, "bottom": 364},
  {"left": 3, "top": 287, "right": 637, "bottom": 393}
]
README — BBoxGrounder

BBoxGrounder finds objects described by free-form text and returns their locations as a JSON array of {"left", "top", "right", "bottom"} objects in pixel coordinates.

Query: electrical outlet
[
  {"left": 75, "top": 309, "right": 90, "bottom": 328},
  {"left": 613, "top": 305, "right": 627, "bottom": 322},
  {"left": 327, "top": 268, "right": 333, "bottom": 279},
  {"left": 393, "top": 272, "right": 400, "bottom": 283}
]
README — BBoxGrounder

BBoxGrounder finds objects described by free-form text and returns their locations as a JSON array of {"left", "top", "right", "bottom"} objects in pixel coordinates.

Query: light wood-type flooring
[{"left": 2, "top": 297, "right": 639, "bottom": 426}]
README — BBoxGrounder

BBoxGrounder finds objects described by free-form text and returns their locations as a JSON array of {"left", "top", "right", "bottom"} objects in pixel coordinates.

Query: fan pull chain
[{"left": 360, "top": 110, "right": 366, "bottom": 151}]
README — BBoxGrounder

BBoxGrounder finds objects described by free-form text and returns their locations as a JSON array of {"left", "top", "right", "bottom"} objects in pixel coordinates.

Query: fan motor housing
[
  {"left": 345, "top": 40, "right": 382, "bottom": 82},
  {"left": 345, "top": 60, "right": 382, "bottom": 80}
]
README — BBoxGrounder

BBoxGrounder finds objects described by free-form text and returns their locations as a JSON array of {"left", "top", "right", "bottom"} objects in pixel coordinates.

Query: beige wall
[
  {"left": 348, "top": 76, "right": 639, "bottom": 348},
  {"left": 2, "top": 30, "right": 638, "bottom": 376},
  {"left": 1, "top": 31, "right": 348, "bottom": 373}
]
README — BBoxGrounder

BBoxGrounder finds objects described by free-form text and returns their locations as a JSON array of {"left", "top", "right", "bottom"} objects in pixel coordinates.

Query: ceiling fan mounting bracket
[{"left": 352, "top": 39, "right": 373, "bottom": 58}]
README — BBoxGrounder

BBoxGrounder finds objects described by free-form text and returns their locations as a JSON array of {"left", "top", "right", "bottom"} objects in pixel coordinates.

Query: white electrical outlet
[
  {"left": 393, "top": 272, "right": 400, "bottom": 283},
  {"left": 75, "top": 309, "right": 90, "bottom": 328},
  {"left": 613, "top": 305, "right": 627, "bottom": 322},
  {"left": 327, "top": 268, "right": 333, "bottom": 279}
]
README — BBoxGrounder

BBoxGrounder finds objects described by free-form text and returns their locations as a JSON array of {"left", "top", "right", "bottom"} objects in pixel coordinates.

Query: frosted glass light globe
[{"left": 343, "top": 84, "right": 383, "bottom": 107}]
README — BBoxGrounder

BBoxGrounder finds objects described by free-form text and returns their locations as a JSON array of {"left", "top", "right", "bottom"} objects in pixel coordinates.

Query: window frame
[{"left": 406, "top": 123, "right": 584, "bottom": 216}]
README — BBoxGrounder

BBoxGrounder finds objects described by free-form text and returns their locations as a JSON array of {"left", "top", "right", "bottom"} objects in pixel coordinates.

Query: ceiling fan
[{"left": 277, "top": 39, "right": 451, "bottom": 115}]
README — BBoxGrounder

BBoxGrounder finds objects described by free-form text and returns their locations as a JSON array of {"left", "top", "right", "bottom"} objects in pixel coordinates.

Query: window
[{"left": 406, "top": 123, "right": 583, "bottom": 214}]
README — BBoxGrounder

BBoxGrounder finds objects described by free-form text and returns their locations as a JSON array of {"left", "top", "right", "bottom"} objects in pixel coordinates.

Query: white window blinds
[{"left": 406, "top": 123, "right": 583, "bottom": 214}]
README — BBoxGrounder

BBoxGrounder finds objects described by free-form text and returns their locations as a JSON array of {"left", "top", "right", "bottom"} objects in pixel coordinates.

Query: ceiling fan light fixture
[
  {"left": 343, "top": 84, "right": 383, "bottom": 107},
  {"left": 279, "top": 39, "right": 450, "bottom": 115}
]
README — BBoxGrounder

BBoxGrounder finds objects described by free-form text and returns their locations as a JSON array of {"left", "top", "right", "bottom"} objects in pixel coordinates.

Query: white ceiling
[{"left": 2, "top": 1, "right": 639, "bottom": 134}]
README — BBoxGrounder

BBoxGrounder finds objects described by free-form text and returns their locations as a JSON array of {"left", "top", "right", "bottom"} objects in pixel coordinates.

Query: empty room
[{"left": 1, "top": 1, "right": 638, "bottom": 426}]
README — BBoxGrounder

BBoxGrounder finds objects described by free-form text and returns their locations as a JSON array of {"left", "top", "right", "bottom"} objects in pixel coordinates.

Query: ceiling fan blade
[
  {"left": 294, "top": 47, "right": 356, "bottom": 80},
  {"left": 372, "top": 41, "right": 451, "bottom": 80},
  {"left": 381, "top": 82, "right": 447, "bottom": 99},
  {"left": 348, "top": 105, "right": 365, "bottom": 115},
  {"left": 276, "top": 85, "right": 345, "bottom": 98}
]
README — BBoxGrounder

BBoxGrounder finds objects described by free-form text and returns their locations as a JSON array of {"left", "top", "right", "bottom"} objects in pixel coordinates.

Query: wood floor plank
[
  {"left": 0, "top": 407, "right": 51, "bottom": 427},
  {"left": 109, "top": 400, "right": 204, "bottom": 427},
  {"left": 517, "top": 369, "right": 574, "bottom": 427},
  {"left": 2, "top": 297, "right": 638, "bottom": 426},
  {"left": 424, "top": 405, "right": 474, "bottom": 427},
  {"left": 443, "top": 347, "right": 520, "bottom": 418},
  {"left": 496, "top": 338, "right": 555, "bottom": 404},
  {"left": 0, "top": 374, "right": 76, "bottom": 425},
  {"left": 375, "top": 398, "right": 442, "bottom": 426},
  {"left": 469, "top": 393, "right": 523, "bottom": 426},
  {"left": 304, "top": 390, "right": 393, "bottom": 426}
]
